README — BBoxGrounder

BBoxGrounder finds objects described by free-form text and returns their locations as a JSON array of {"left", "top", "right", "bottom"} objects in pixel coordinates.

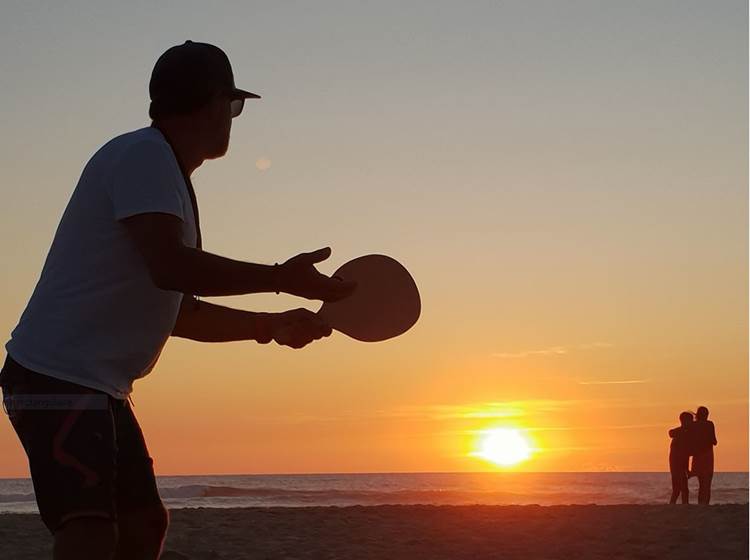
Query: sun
[{"left": 474, "top": 428, "right": 532, "bottom": 467}]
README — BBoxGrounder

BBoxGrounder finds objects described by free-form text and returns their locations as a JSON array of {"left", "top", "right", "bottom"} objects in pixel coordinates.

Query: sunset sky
[{"left": 0, "top": 1, "right": 747, "bottom": 476}]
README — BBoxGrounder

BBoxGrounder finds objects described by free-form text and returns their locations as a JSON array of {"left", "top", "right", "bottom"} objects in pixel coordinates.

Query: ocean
[{"left": 0, "top": 472, "right": 747, "bottom": 514}]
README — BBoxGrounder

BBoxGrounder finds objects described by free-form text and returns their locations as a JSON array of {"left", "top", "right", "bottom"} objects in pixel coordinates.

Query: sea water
[{"left": 0, "top": 472, "right": 747, "bottom": 513}]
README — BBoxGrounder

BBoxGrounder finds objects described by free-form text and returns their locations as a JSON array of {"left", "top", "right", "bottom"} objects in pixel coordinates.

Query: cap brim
[{"left": 233, "top": 87, "right": 261, "bottom": 99}]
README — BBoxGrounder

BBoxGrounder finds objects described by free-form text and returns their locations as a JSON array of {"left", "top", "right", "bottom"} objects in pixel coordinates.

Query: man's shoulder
[
  {"left": 99, "top": 127, "right": 167, "bottom": 158},
  {"left": 86, "top": 127, "right": 165, "bottom": 169},
  {"left": 73, "top": 127, "right": 178, "bottom": 200}
]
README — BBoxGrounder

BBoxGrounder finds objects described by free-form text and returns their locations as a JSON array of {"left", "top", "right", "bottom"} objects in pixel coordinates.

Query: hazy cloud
[
  {"left": 578, "top": 379, "right": 650, "bottom": 385},
  {"left": 439, "top": 422, "right": 666, "bottom": 437},
  {"left": 577, "top": 342, "right": 614, "bottom": 350},
  {"left": 373, "top": 400, "right": 581, "bottom": 421},
  {"left": 491, "top": 342, "right": 614, "bottom": 359}
]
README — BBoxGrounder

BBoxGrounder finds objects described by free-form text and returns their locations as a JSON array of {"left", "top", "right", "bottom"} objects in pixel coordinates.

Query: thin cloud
[
  {"left": 374, "top": 400, "right": 583, "bottom": 421},
  {"left": 578, "top": 379, "right": 650, "bottom": 385},
  {"left": 251, "top": 395, "right": 731, "bottom": 426},
  {"left": 525, "top": 423, "right": 665, "bottom": 432},
  {"left": 491, "top": 346, "right": 568, "bottom": 358},
  {"left": 248, "top": 395, "right": 750, "bottom": 427},
  {"left": 577, "top": 342, "right": 614, "bottom": 350},
  {"left": 441, "top": 423, "right": 666, "bottom": 436},
  {"left": 491, "top": 342, "right": 614, "bottom": 359}
]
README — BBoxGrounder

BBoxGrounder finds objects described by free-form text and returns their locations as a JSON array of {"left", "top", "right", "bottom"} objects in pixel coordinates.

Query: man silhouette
[
  {"left": 689, "top": 405, "right": 718, "bottom": 505},
  {"left": 0, "top": 40, "right": 355, "bottom": 560}
]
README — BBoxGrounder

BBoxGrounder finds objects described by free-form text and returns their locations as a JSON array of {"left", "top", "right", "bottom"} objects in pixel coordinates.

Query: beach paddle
[{"left": 316, "top": 254, "right": 421, "bottom": 342}]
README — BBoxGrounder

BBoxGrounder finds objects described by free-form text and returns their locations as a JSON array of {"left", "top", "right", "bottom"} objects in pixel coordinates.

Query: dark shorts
[{"left": 0, "top": 354, "right": 163, "bottom": 535}]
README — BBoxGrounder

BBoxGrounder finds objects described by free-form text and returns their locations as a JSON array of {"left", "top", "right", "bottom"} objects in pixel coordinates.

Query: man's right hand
[
  {"left": 258, "top": 309, "right": 332, "bottom": 349},
  {"left": 278, "top": 247, "right": 357, "bottom": 302}
]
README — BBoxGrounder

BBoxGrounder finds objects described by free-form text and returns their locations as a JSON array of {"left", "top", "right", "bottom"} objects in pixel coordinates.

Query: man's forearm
[
  {"left": 165, "top": 247, "right": 280, "bottom": 297},
  {"left": 171, "top": 298, "right": 271, "bottom": 342}
]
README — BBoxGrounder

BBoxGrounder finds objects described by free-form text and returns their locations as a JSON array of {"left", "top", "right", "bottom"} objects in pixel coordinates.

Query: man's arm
[
  {"left": 120, "top": 213, "right": 356, "bottom": 301},
  {"left": 121, "top": 213, "right": 278, "bottom": 297},
  {"left": 171, "top": 296, "right": 271, "bottom": 342}
]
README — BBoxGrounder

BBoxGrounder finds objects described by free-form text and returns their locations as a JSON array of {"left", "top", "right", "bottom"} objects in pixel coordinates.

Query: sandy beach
[{"left": 0, "top": 504, "right": 746, "bottom": 559}]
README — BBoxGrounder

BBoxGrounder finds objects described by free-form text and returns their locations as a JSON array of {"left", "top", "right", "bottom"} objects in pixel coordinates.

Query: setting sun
[{"left": 474, "top": 428, "right": 532, "bottom": 467}]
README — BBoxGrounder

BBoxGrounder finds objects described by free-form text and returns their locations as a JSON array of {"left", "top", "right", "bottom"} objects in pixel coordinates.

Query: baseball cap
[{"left": 149, "top": 40, "right": 260, "bottom": 118}]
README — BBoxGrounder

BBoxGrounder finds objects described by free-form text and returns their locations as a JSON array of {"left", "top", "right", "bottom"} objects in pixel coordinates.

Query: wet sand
[{"left": 0, "top": 504, "right": 747, "bottom": 559}]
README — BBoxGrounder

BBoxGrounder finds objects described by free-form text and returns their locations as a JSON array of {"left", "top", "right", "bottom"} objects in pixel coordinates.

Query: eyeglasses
[
  {"left": 212, "top": 89, "right": 246, "bottom": 118},
  {"left": 230, "top": 97, "right": 244, "bottom": 118}
]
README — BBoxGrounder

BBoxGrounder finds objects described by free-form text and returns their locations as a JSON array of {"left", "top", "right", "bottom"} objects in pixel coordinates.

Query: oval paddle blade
[{"left": 317, "top": 254, "right": 421, "bottom": 342}]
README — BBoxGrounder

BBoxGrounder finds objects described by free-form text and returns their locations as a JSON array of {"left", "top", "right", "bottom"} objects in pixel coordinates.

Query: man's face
[{"left": 197, "top": 91, "right": 234, "bottom": 159}]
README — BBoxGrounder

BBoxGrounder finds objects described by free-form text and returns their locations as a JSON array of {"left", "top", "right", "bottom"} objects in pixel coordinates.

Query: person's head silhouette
[
  {"left": 679, "top": 411, "right": 694, "bottom": 427},
  {"left": 148, "top": 40, "right": 260, "bottom": 171},
  {"left": 696, "top": 406, "right": 709, "bottom": 421}
]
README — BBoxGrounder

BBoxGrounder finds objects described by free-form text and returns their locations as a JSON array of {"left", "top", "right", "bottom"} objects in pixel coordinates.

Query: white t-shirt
[{"left": 4, "top": 126, "right": 198, "bottom": 400}]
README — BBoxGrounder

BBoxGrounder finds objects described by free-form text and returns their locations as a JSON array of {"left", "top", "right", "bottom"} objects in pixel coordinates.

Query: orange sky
[
  {"left": 0, "top": 1, "right": 747, "bottom": 476},
  {"left": 2, "top": 310, "right": 747, "bottom": 475}
]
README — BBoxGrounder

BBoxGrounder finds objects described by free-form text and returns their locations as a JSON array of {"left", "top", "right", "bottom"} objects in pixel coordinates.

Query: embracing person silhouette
[
  {"left": 667, "top": 405, "right": 718, "bottom": 506},
  {"left": 689, "top": 406, "right": 718, "bottom": 505},
  {"left": 668, "top": 411, "right": 694, "bottom": 504}
]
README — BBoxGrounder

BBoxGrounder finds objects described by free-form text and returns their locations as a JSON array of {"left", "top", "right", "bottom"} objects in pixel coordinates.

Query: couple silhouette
[{"left": 668, "top": 406, "right": 717, "bottom": 505}]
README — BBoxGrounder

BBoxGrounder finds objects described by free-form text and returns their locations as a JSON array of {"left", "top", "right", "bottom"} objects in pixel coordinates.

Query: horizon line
[{"left": 1, "top": 470, "right": 748, "bottom": 480}]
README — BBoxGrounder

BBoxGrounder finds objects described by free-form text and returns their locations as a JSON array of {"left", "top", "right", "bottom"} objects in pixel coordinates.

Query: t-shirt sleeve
[{"left": 108, "top": 140, "right": 185, "bottom": 222}]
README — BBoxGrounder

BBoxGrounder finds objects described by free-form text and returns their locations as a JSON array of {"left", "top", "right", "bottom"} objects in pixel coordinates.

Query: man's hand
[
  {"left": 257, "top": 308, "right": 333, "bottom": 349},
  {"left": 278, "top": 247, "right": 357, "bottom": 302}
]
